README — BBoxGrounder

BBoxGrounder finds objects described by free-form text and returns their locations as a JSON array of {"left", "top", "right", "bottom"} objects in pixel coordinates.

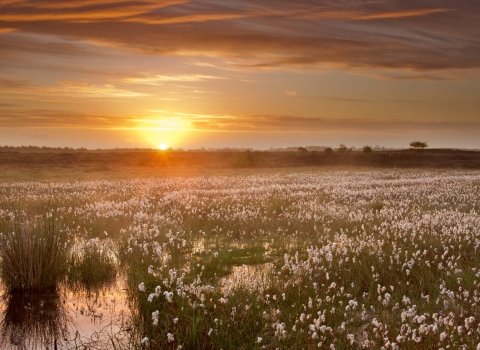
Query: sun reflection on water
[{"left": 0, "top": 280, "right": 131, "bottom": 349}]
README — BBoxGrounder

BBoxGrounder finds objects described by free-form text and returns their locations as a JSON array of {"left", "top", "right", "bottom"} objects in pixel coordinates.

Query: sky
[{"left": 1, "top": 0, "right": 479, "bottom": 150}]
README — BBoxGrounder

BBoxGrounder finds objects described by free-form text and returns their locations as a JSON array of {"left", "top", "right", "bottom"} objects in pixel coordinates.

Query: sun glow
[{"left": 158, "top": 143, "right": 168, "bottom": 150}]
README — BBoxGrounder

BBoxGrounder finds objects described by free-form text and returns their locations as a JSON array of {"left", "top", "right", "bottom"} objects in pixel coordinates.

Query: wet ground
[{"left": 0, "top": 280, "right": 131, "bottom": 349}]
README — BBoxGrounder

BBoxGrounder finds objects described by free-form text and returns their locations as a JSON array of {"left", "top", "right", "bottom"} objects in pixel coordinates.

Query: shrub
[
  {"left": 324, "top": 147, "right": 333, "bottom": 155},
  {"left": 363, "top": 145, "right": 373, "bottom": 153},
  {"left": 0, "top": 213, "right": 70, "bottom": 291},
  {"left": 337, "top": 144, "right": 348, "bottom": 153}
]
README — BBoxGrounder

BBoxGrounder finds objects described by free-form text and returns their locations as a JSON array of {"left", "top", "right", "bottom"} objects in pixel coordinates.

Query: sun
[{"left": 158, "top": 143, "right": 168, "bottom": 150}]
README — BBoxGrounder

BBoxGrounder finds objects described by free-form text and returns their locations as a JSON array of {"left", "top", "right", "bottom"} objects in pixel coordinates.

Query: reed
[
  {"left": 67, "top": 237, "right": 117, "bottom": 289},
  {"left": 0, "top": 212, "right": 70, "bottom": 291}
]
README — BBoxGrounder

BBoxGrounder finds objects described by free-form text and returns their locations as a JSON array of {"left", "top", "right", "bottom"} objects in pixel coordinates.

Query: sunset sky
[{"left": 1, "top": 0, "right": 479, "bottom": 149}]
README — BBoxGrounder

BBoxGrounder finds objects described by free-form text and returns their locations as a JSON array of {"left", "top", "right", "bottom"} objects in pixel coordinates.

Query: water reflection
[
  {"left": 0, "top": 290, "right": 69, "bottom": 349},
  {"left": 65, "top": 283, "right": 131, "bottom": 348},
  {"left": 0, "top": 281, "right": 131, "bottom": 349}
]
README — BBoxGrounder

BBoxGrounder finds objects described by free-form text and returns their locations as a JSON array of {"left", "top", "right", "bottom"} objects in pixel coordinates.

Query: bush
[
  {"left": 0, "top": 213, "right": 70, "bottom": 291},
  {"left": 324, "top": 147, "right": 333, "bottom": 155},
  {"left": 363, "top": 145, "right": 373, "bottom": 153},
  {"left": 337, "top": 144, "right": 348, "bottom": 153}
]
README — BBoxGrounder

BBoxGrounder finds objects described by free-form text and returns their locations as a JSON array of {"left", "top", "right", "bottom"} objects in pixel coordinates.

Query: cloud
[
  {"left": 2, "top": 108, "right": 480, "bottom": 136},
  {"left": 0, "top": 27, "right": 16, "bottom": 33},
  {"left": 0, "top": 0, "right": 186, "bottom": 22},
  {"left": 192, "top": 62, "right": 217, "bottom": 68},
  {"left": 124, "top": 74, "right": 224, "bottom": 85},
  {"left": 379, "top": 74, "right": 446, "bottom": 82},
  {"left": 0, "top": 32, "right": 102, "bottom": 58},
  {"left": 0, "top": 77, "right": 31, "bottom": 88},
  {"left": 0, "top": 79, "right": 149, "bottom": 100},
  {"left": 0, "top": 108, "right": 138, "bottom": 129},
  {"left": 354, "top": 8, "right": 452, "bottom": 20},
  {"left": 0, "top": 0, "right": 478, "bottom": 72},
  {"left": 286, "top": 91, "right": 369, "bottom": 102},
  {"left": 55, "top": 81, "right": 149, "bottom": 98},
  {"left": 133, "top": 111, "right": 480, "bottom": 134}
]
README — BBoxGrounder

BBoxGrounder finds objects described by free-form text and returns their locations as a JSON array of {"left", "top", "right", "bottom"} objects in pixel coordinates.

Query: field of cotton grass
[{"left": 1, "top": 169, "right": 480, "bottom": 349}]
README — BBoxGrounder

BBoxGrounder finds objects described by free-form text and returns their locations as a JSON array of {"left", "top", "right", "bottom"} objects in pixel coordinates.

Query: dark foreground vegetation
[{"left": 1, "top": 148, "right": 480, "bottom": 173}]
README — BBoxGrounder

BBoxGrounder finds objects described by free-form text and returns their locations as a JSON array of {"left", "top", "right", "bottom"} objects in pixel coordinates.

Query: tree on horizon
[{"left": 410, "top": 141, "right": 428, "bottom": 149}]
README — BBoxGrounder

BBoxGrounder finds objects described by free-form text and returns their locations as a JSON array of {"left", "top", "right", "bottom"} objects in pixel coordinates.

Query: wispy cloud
[
  {"left": 192, "top": 62, "right": 217, "bottom": 68},
  {"left": 2, "top": 108, "right": 480, "bottom": 136},
  {"left": 286, "top": 91, "right": 369, "bottom": 102},
  {"left": 0, "top": 77, "right": 31, "bottom": 88},
  {"left": 124, "top": 74, "right": 224, "bottom": 85},
  {"left": 0, "top": 108, "right": 139, "bottom": 129},
  {"left": 354, "top": 8, "right": 453, "bottom": 20},
  {"left": 0, "top": 27, "right": 16, "bottom": 33},
  {"left": 134, "top": 111, "right": 480, "bottom": 134},
  {"left": 0, "top": 0, "right": 186, "bottom": 22},
  {"left": 0, "top": 1, "right": 478, "bottom": 72},
  {"left": 56, "top": 81, "right": 149, "bottom": 98},
  {"left": 0, "top": 79, "right": 148, "bottom": 99}
]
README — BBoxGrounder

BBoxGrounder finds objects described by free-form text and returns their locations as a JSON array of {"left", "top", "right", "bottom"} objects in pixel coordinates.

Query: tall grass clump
[
  {"left": 67, "top": 237, "right": 117, "bottom": 289},
  {"left": 0, "top": 212, "right": 70, "bottom": 291}
]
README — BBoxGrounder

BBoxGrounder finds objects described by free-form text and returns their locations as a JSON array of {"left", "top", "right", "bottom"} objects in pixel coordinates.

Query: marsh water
[
  {"left": 0, "top": 264, "right": 268, "bottom": 349},
  {"left": 0, "top": 280, "right": 130, "bottom": 349}
]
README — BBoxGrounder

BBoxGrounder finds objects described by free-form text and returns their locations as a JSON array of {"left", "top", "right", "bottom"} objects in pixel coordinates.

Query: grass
[
  {"left": 113, "top": 170, "right": 480, "bottom": 349},
  {"left": 1, "top": 169, "right": 480, "bottom": 349},
  {"left": 0, "top": 212, "right": 70, "bottom": 291},
  {"left": 67, "top": 237, "right": 117, "bottom": 290}
]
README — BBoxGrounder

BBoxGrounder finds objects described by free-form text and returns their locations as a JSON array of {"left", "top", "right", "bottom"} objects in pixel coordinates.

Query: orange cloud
[
  {"left": 0, "top": 0, "right": 186, "bottom": 22},
  {"left": 355, "top": 8, "right": 452, "bottom": 20},
  {"left": 2, "top": 107, "right": 480, "bottom": 144},
  {"left": 124, "top": 74, "right": 224, "bottom": 85},
  {"left": 0, "top": 27, "right": 16, "bottom": 33},
  {"left": 0, "top": 79, "right": 148, "bottom": 100},
  {"left": 0, "top": 1, "right": 478, "bottom": 72},
  {"left": 294, "top": 8, "right": 452, "bottom": 21}
]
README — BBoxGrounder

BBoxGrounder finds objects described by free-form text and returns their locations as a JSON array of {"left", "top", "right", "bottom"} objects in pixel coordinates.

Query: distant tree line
[
  {"left": 1, "top": 141, "right": 429, "bottom": 152},
  {"left": 299, "top": 144, "right": 373, "bottom": 154},
  {"left": 0, "top": 145, "right": 87, "bottom": 150}
]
